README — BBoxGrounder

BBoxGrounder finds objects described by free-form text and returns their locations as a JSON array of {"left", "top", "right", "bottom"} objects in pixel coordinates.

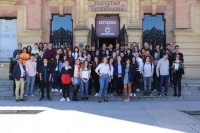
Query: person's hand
[
  {"left": 71, "top": 78, "right": 73, "bottom": 83},
  {"left": 118, "top": 75, "right": 122, "bottom": 77},
  {"left": 157, "top": 75, "right": 159, "bottom": 78},
  {"left": 99, "top": 73, "right": 104, "bottom": 76}
]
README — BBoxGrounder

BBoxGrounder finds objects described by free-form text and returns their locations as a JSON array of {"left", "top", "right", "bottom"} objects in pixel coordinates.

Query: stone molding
[{"left": 0, "top": 0, "right": 21, "bottom": 4}]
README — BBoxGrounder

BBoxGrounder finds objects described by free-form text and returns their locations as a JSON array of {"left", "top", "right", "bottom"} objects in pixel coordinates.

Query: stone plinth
[
  {"left": 126, "top": 27, "right": 142, "bottom": 48},
  {"left": 74, "top": 28, "right": 90, "bottom": 50}
]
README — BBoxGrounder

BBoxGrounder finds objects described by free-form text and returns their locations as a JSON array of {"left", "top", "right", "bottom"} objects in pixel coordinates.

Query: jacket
[
  {"left": 52, "top": 59, "right": 62, "bottom": 73},
  {"left": 113, "top": 62, "right": 125, "bottom": 76},
  {"left": 39, "top": 65, "right": 52, "bottom": 81},
  {"left": 60, "top": 66, "right": 73, "bottom": 84},
  {"left": 122, "top": 64, "right": 134, "bottom": 82},
  {"left": 26, "top": 60, "right": 37, "bottom": 77},
  {"left": 37, "top": 56, "right": 45, "bottom": 72},
  {"left": 13, "top": 64, "right": 26, "bottom": 81},
  {"left": 67, "top": 56, "right": 75, "bottom": 67}
]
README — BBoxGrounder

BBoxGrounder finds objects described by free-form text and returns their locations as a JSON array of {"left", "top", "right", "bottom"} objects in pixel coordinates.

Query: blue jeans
[
  {"left": 52, "top": 70, "right": 59, "bottom": 88},
  {"left": 143, "top": 76, "right": 152, "bottom": 95},
  {"left": 99, "top": 74, "right": 109, "bottom": 97},
  {"left": 158, "top": 75, "right": 169, "bottom": 93},
  {"left": 81, "top": 78, "right": 89, "bottom": 97},
  {"left": 25, "top": 75, "right": 35, "bottom": 95}
]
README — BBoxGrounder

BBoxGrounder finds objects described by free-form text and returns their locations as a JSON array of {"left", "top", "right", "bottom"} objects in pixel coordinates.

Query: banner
[
  {"left": 96, "top": 15, "right": 119, "bottom": 37},
  {"left": 0, "top": 19, "right": 17, "bottom": 61}
]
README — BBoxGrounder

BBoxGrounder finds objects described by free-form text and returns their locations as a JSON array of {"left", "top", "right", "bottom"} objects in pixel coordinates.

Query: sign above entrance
[
  {"left": 96, "top": 15, "right": 119, "bottom": 37},
  {"left": 89, "top": 1, "right": 127, "bottom": 12}
]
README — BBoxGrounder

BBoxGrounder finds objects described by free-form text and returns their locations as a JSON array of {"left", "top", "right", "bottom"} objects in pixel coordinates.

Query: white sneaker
[
  {"left": 154, "top": 89, "right": 156, "bottom": 92},
  {"left": 136, "top": 88, "right": 140, "bottom": 92},
  {"left": 66, "top": 97, "right": 70, "bottom": 102},
  {"left": 37, "top": 88, "right": 40, "bottom": 92},
  {"left": 124, "top": 99, "right": 127, "bottom": 102},
  {"left": 54, "top": 88, "right": 59, "bottom": 92},
  {"left": 133, "top": 93, "right": 136, "bottom": 97},
  {"left": 60, "top": 89, "right": 62, "bottom": 93},
  {"left": 130, "top": 93, "right": 133, "bottom": 97},
  {"left": 94, "top": 93, "right": 98, "bottom": 97},
  {"left": 60, "top": 97, "right": 65, "bottom": 101},
  {"left": 51, "top": 88, "right": 54, "bottom": 92}
]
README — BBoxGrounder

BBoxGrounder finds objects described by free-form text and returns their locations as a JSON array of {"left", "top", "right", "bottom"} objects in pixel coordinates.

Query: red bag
[{"left": 61, "top": 74, "right": 71, "bottom": 84}]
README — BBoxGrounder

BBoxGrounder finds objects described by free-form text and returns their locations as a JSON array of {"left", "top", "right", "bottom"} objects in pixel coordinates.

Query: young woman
[
  {"left": 31, "top": 43, "right": 40, "bottom": 55},
  {"left": 51, "top": 54, "right": 62, "bottom": 93},
  {"left": 105, "top": 49, "right": 110, "bottom": 59},
  {"left": 67, "top": 50, "right": 75, "bottom": 67},
  {"left": 140, "top": 48, "right": 146, "bottom": 59},
  {"left": 126, "top": 48, "right": 133, "bottom": 61},
  {"left": 153, "top": 51, "right": 160, "bottom": 92},
  {"left": 130, "top": 56, "right": 138, "bottom": 97},
  {"left": 63, "top": 49, "right": 68, "bottom": 56},
  {"left": 72, "top": 46, "right": 79, "bottom": 60},
  {"left": 77, "top": 51, "right": 85, "bottom": 63},
  {"left": 95, "top": 57, "right": 110, "bottom": 103},
  {"left": 120, "top": 52, "right": 126, "bottom": 63},
  {"left": 27, "top": 45, "right": 32, "bottom": 55},
  {"left": 123, "top": 58, "right": 134, "bottom": 101},
  {"left": 92, "top": 57, "right": 100, "bottom": 97},
  {"left": 115, "top": 49, "right": 120, "bottom": 56},
  {"left": 80, "top": 60, "right": 91, "bottom": 101},
  {"left": 132, "top": 46, "right": 141, "bottom": 57},
  {"left": 87, "top": 54, "right": 93, "bottom": 96},
  {"left": 111, "top": 52, "right": 117, "bottom": 64},
  {"left": 60, "top": 61, "right": 73, "bottom": 102},
  {"left": 61, "top": 55, "right": 67, "bottom": 67},
  {"left": 83, "top": 49, "right": 88, "bottom": 59},
  {"left": 72, "top": 59, "right": 81, "bottom": 101},
  {"left": 142, "top": 56, "right": 154, "bottom": 97},
  {"left": 172, "top": 54, "right": 184, "bottom": 97},
  {"left": 113, "top": 56, "right": 124, "bottom": 96},
  {"left": 107, "top": 58, "right": 114, "bottom": 97}
]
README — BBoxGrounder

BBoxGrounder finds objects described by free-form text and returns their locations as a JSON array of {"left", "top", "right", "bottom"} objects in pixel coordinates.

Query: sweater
[
  {"left": 26, "top": 60, "right": 37, "bottom": 77},
  {"left": 156, "top": 58, "right": 169, "bottom": 76},
  {"left": 45, "top": 48, "right": 56, "bottom": 61}
]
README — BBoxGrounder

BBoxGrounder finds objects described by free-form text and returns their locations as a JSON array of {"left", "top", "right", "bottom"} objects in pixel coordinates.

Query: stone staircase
[{"left": 0, "top": 79, "right": 199, "bottom": 101}]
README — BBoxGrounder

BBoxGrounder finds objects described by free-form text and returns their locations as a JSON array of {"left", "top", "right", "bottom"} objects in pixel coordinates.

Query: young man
[
  {"left": 94, "top": 49, "right": 102, "bottom": 62},
  {"left": 120, "top": 44, "right": 125, "bottom": 53},
  {"left": 25, "top": 54, "right": 37, "bottom": 96},
  {"left": 108, "top": 44, "right": 113, "bottom": 56},
  {"left": 152, "top": 44, "right": 163, "bottom": 58},
  {"left": 156, "top": 53, "right": 169, "bottom": 96},
  {"left": 31, "top": 43, "right": 40, "bottom": 55},
  {"left": 143, "top": 42, "right": 152, "bottom": 55},
  {"left": 89, "top": 45, "right": 96, "bottom": 61},
  {"left": 172, "top": 45, "right": 184, "bottom": 62},
  {"left": 13, "top": 43, "right": 23, "bottom": 58},
  {"left": 43, "top": 42, "right": 48, "bottom": 53},
  {"left": 37, "top": 50, "right": 45, "bottom": 92},
  {"left": 124, "top": 44, "right": 128, "bottom": 54},
  {"left": 166, "top": 43, "right": 173, "bottom": 56},
  {"left": 39, "top": 58, "right": 52, "bottom": 101},
  {"left": 113, "top": 43, "right": 121, "bottom": 52},
  {"left": 45, "top": 42, "right": 56, "bottom": 64},
  {"left": 11, "top": 54, "right": 20, "bottom": 96},
  {"left": 39, "top": 42, "right": 43, "bottom": 51},
  {"left": 13, "top": 58, "right": 26, "bottom": 102},
  {"left": 20, "top": 47, "right": 30, "bottom": 66}
]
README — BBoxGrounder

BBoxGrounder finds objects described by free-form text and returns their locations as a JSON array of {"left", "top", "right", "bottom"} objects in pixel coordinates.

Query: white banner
[{"left": 0, "top": 19, "right": 17, "bottom": 61}]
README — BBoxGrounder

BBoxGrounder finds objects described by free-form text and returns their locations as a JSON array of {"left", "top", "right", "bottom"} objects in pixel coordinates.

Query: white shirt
[
  {"left": 19, "top": 64, "right": 25, "bottom": 77},
  {"left": 143, "top": 63, "right": 154, "bottom": 77},
  {"left": 95, "top": 63, "right": 110, "bottom": 75},
  {"left": 81, "top": 68, "right": 91, "bottom": 79},
  {"left": 136, "top": 57, "right": 143, "bottom": 73},
  {"left": 109, "top": 65, "right": 114, "bottom": 77},
  {"left": 55, "top": 60, "right": 58, "bottom": 71},
  {"left": 72, "top": 52, "right": 78, "bottom": 60}
]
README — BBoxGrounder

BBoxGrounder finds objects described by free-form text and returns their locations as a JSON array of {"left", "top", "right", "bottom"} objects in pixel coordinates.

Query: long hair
[
  {"left": 81, "top": 60, "right": 91, "bottom": 70},
  {"left": 92, "top": 56, "right": 99, "bottom": 68},
  {"left": 73, "top": 46, "right": 79, "bottom": 53},
  {"left": 132, "top": 56, "right": 138, "bottom": 69},
  {"left": 132, "top": 46, "right": 140, "bottom": 53},
  {"left": 101, "top": 57, "right": 108, "bottom": 63},
  {"left": 144, "top": 56, "right": 152, "bottom": 64}
]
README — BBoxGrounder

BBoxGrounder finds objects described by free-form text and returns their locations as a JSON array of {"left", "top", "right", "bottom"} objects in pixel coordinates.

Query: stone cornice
[{"left": 0, "top": 0, "right": 21, "bottom": 4}]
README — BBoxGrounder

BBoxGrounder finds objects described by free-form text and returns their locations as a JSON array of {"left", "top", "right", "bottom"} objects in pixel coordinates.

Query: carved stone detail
[{"left": 0, "top": 0, "right": 21, "bottom": 4}]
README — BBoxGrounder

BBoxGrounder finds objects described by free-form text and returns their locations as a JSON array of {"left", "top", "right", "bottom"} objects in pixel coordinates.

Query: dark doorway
[{"left": 98, "top": 38, "right": 117, "bottom": 48}]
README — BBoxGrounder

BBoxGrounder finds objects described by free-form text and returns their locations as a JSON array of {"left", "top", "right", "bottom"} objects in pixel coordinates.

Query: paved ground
[{"left": 0, "top": 100, "right": 200, "bottom": 133}]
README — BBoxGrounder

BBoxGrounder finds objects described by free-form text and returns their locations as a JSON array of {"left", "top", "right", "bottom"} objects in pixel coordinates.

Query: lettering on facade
[{"left": 89, "top": 1, "right": 127, "bottom": 12}]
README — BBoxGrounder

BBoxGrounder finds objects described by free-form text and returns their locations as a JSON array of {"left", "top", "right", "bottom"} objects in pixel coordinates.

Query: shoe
[
  {"left": 165, "top": 93, "right": 168, "bottom": 96},
  {"left": 110, "top": 93, "right": 114, "bottom": 97},
  {"left": 94, "top": 93, "right": 98, "bottom": 97},
  {"left": 127, "top": 99, "right": 130, "bottom": 102},
  {"left": 149, "top": 94, "right": 152, "bottom": 97},
  {"left": 130, "top": 93, "right": 133, "bottom": 97},
  {"left": 54, "top": 89, "right": 59, "bottom": 92},
  {"left": 178, "top": 92, "right": 181, "bottom": 97},
  {"left": 98, "top": 97, "right": 101, "bottom": 103},
  {"left": 144, "top": 95, "right": 147, "bottom": 97},
  {"left": 30, "top": 94, "right": 34, "bottom": 96},
  {"left": 66, "top": 97, "right": 70, "bottom": 102},
  {"left": 75, "top": 98, "right": 79, "bottom": 101},
  {"left": 24, "top": 94, "right": 27, "bottom": 97},
  {"left": 72, "top": 97, "right": 76, "bottom": 101},
  {"left": 60, "top": 97, "right": 65, "bottom": 101},
  {"left": 158, "top": 93, "right": 161, "bottom": 97},
  {"left": 20, "top": 99, "right": 24, "bottom": 101},
  {"left": 60, "top": 89, "right": 62, "bottom": 93},
  {"left": 133, "top": 93, "right": 136, "bottom": 97},
  {"left": 37, "top": 88, "right": 40, "bottom": 92},
  {"left": 154, "top": 89, "right": 156, "bottom": 92},
  {"left": 47, "top": 98, "right": 51, "bottom": 101},
  {"left": 124, "top": 99, "right": 127, "bottom": 102},
  {"left": 136, "top": 88, "right": 140, "bottom": 92},
  {"left": 16, "top": 99, "right": 20, "bottom": 102},
  {"left": 173, "top": 93, "right": 177, "bottom": 97},
  {"left": 81, "top": 97, "right": 85, "bottom": 101},
  {"left": 51, "top": 88, "right": 54, "bottom": 92},
  {"left": 85, "top": 97, "right": 88, "bottom": 101},
  {"left": 107, "top": 94, "right": 111, "bottom": 97},
  {"left": 39, "top": 98, "right": 44, "bottom": 101}
]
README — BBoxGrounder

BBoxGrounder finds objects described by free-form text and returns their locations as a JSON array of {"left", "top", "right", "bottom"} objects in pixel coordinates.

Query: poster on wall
[
  {"left": 0, "top": 19, "right": 17, "bottom": 61},
  {"left": 96, "top": 15, "right": 119, "bottom": 37}
]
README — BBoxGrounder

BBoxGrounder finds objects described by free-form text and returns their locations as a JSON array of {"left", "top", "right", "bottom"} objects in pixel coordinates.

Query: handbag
[{"left": 178, "top": 68, "right": 185, "bottom": 75}]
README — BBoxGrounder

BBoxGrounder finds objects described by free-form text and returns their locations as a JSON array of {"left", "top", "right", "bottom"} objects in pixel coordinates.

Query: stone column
[
  {"left": 78, "top": 0, "right": 86, "bottom": 25},
  {"left": 126, "top": 28, "right": 142, "bottom": 48}
]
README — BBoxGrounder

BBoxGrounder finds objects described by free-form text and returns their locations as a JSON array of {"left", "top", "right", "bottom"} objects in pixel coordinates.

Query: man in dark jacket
[
  {"left": 13, "top": 58, "right": 26, "bottom": 102},
  {"left": 39, "top": 58, "right": 52, "bottom": 101},
  {"left": 37, "top": 50, "right": 45, "bottom": 92}
]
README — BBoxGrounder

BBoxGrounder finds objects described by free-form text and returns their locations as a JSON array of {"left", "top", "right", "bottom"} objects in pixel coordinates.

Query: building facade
[{"left": 0, "top": 0, "right": 200, "bottom": 79}]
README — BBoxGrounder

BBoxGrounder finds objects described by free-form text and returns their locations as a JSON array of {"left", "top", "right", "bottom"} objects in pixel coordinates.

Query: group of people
[{"left": 11, "top": 41, "right": 185, "bottom": 103}]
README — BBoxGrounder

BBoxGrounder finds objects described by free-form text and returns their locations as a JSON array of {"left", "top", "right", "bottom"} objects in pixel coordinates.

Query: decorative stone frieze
[{"left": 0, "top": 0, "right": 21, "bottom": 4}]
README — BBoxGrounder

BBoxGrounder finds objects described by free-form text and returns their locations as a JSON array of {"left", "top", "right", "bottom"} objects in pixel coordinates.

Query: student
[
  {"left": 130, "top": 56, "right": 138, "bottom": 97},
  {"left": 125, "top": 48, "right": 133, "bottom": 61},
  {"left": 13, "top": 43, "right": 23, "bottom": 58},
  {"left": 152, "top": 51, "right": 160, "bottom": 92},
  {"left": 38, "top": 42, "right": 43, "bottom": 51},
  {"left": 72, "top": 46, "right": 79, "bottom": 60},
  {"left": 166, "top": 43, "right": 174, "bottom": 56},
  {"left": 92, "top": 57, "right": 100, "bottom": 97},
  {"left": 111, "top": 52, "right": 117, "bottom": 64},
  {"left": 172, "top": 54, "right": 184, "bottom": 97},
  {"left": 27, "top": 45, "right": 32, "bottom": 55},
  {"left": 172, "top": 45, "right": 184, "bottom": 62},
  {"left": 63, "top": 49, "right": 68, "bottom": 57},
  {"left": 132, "top": 46, "right": 141, "bottom": 57},
  {"left": 124, "top": 44, "right": 128, "bottom": 55},
  {"left": 80, "top": 60, "right": 91, "bottom": 101},
  {"left": 142, "top": 56, "right": 154, "bottom": 97},
  {"left": 123, "top": 58, "right": 134, "bottom": 101},
  {"left": 36, "top": 50, "right": 45, "bottom": 92},
  {"left": 120, "top": 52, "right": 126, "bottom": 63},
  {"left": 105, "top": 49, "right": 110, "bottom": 59},
  {"left": 83, "top": 49, "right": 88, "bottom": 59},
  {"left": 72, "top": 59, "right": 81, "bottom": 101},
  {"left": 59, "top": 55, "right": 67, "bottom": 93},
  {"left": 135, "top": 52, "right": 143, "bottom": 92},
  {"left": 25, "top": 54, "right": 37, "bottom": 96},
  {"left": 87, "top": 54, "right": 93, "bottom": 96},
  {"left": 156, "top": 53, "right": 169, "bottom": 96},
  {"left": 31, "top": 43, "right": 40, "bottom": 55},
  {"left": 20, "top": 47, "right": 30, "bottom": 66},
  {"left": 67, "top": 50, "right": 75, "bottom": 67},
  {"left": 100, "top": 43, "right": 107, "bottom": 57},
  {"left": 59, "top": 61, "right": 73, "bottom": 101},
  {"left": 51, "top": 54, "right": 62, "bottom": 93},
  {"left": 107, "top": 58, "right": 114, "bottom": 97},
  {"left": 94, "top": 49, "right": 102, "bottom": 62},
  {"left": 143, "top": 42, "right": 152, "bottom": 55},
  {"left": 113, "top": 56, "right": 124, "bottom": 96},
  {"left": 13, "top": 58, "right": 26, "bottom": 102},
  {"left": 108, "top": 44, "right": 113, "bottom": 56},
  {"left": 39, "top": 58, "right": 52, "bottom": 101},
  {"left": 120, "top": 44, "right": 125, "bottom": 53},
  {"left": 113, "top": 43, "right": 121, "bottom": 52},
  {"left": 43, "top": 43, "right": 48, "bottom": 53},
  {"left": 95, "top": 57, "right": 110, "bottom": 103},
  {"left": 77, "top": 51, "right": 85, "bottom": 63},
  {"left": 45, "top": 43, "right": 57, "bottom": 63},
  {"left": 89, "top": 45, "right": 96, "bottom": 61}
]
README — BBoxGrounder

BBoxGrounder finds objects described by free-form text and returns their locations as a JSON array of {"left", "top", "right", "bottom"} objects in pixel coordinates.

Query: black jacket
[
  {"left": 11, "top": 60, "right": 18, "bottom": 74},
  {"left": 39, "top": 65, "right": 52, "bottom": 81},
  {"left": 60, "top": 66, "right": 73, "bottom": 77},
  {"left": 51, "top": 59, "right": 62, "bottom": 73},
  {"left": 37, "top": 56, "right": 45, "bottom": 72}
]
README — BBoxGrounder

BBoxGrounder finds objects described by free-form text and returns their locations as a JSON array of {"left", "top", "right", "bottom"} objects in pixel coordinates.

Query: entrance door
[{"left": 98, "top": 38, "right": 117, "bottom": 48}]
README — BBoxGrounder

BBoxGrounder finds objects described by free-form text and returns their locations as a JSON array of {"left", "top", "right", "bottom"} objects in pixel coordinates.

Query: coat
[{"left": 122, "top": 64, "right": 134, "bottom": 82}]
